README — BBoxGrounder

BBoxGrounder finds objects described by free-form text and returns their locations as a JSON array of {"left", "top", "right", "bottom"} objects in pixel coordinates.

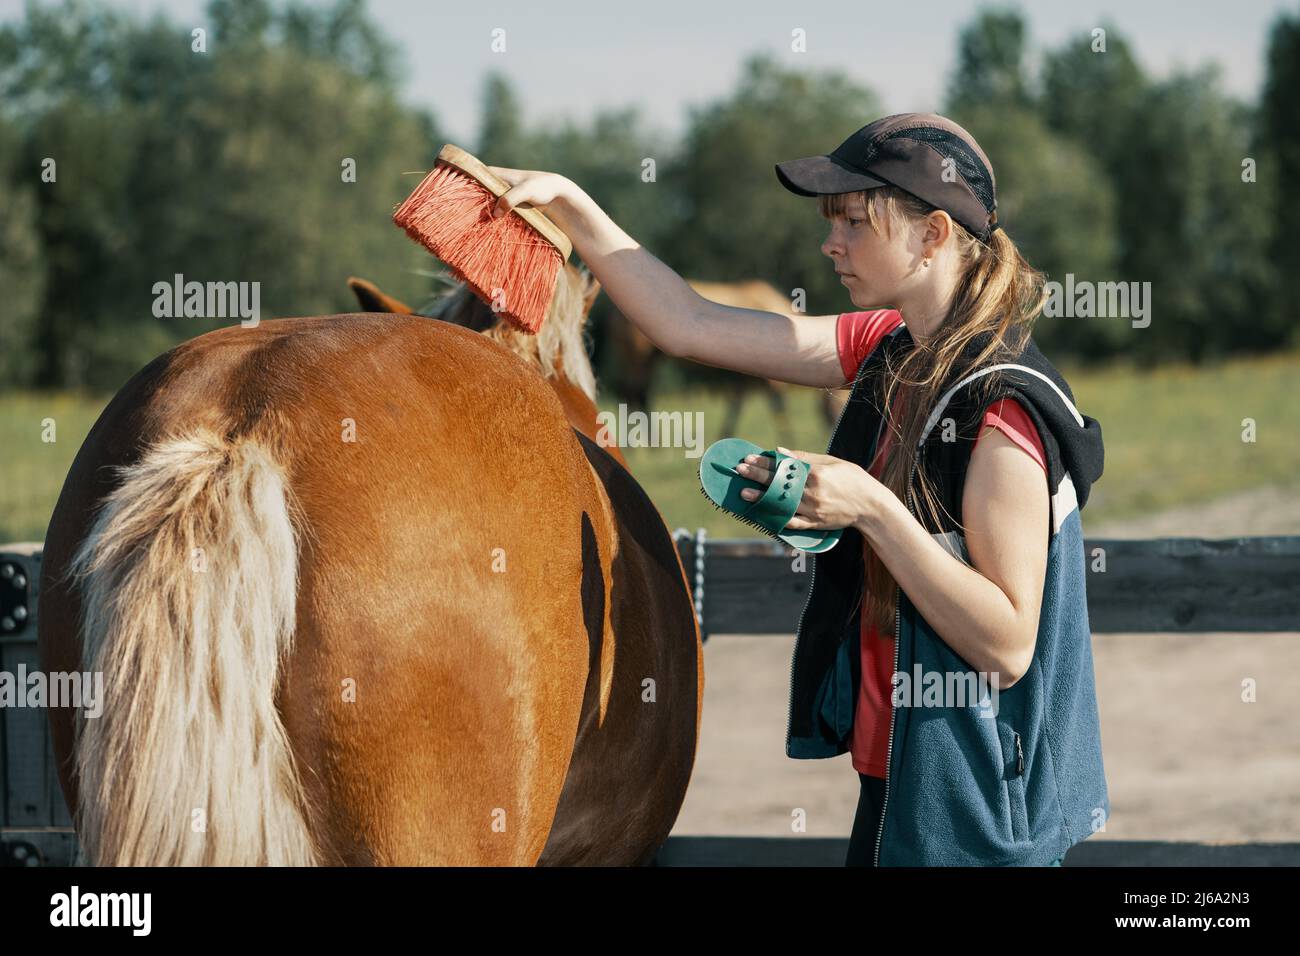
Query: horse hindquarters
[
  {"left": 60, "top": 429, "right": 317, "bottom": 866},
  {"left": 39, "top": 313, "right": 667, "bottom": 867},
  {"left": 536, "top": 432, "right": 704, "bottom": 865}
]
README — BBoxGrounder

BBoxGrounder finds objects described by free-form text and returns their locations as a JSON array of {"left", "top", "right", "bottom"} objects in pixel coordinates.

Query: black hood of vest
[{"left": 929, "top": 327, "right": 1105, "bottom": 511}]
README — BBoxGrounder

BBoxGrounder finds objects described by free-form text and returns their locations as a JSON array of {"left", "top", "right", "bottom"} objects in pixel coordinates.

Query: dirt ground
[{"left": 670, "top": 484, "right": 1300, "bottom": 845}]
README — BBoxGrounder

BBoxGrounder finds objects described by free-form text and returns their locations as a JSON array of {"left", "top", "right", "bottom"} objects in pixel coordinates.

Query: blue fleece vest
[{"left": 786, "top": 323, "right": 1110, "bottom": 866}]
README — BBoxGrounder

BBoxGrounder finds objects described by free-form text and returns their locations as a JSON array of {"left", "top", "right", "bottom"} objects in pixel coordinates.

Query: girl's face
[{"left": 821, "top": 192, "right": 924, "bottom": 310}]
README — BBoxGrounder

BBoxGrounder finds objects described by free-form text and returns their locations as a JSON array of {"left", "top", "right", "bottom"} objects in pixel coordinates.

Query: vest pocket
[{"left": 998, "top": 722, "right": 1030, "bottom": 843}]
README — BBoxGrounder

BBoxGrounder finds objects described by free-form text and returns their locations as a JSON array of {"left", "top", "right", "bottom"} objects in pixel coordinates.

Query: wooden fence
[{"left": 669, "top": 532, "right": 1300, "bottom": 639}]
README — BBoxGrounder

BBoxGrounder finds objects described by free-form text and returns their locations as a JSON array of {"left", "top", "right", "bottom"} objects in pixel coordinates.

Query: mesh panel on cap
[{"left": 880, "top": 125, "right": 996, "bottom": 214}]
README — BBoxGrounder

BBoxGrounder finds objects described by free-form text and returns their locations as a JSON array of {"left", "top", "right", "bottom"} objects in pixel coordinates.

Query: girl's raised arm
[{"left": 489, "top": 166, "right": 847, "bottom": 389}]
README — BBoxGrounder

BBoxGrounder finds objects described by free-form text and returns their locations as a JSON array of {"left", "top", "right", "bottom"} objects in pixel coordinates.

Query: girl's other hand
[{"left": 736, "top": 446, "right": 884, "bottom": 532}]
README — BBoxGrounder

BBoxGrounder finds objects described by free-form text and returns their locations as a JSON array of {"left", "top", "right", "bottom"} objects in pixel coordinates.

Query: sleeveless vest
[{"left": 786, "top": 322, "right": 1110, "bottom": 866}]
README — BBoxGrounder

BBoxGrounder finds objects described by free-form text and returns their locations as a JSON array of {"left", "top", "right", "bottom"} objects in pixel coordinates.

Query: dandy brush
[{"left": 392, "top": 144, "right": 572, "bottom": 334}]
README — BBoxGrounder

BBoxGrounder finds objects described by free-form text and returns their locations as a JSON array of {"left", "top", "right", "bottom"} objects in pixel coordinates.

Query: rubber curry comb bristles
[
  {"left": 697, "top": 480, "right": 788, "bottom": 542},
  {"left": 392, "top": 143, "right": 572, "bottom": 335}
]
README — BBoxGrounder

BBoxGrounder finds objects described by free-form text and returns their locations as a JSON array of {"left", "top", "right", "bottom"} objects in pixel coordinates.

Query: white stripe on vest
[{"left": 916, "top": 362, "right": 1084, "bottom": 535}]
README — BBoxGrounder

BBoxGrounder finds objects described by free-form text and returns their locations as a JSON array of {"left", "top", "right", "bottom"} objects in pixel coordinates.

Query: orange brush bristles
[{"left": 393, "top": 162, "right": 563, "bottom": 334}]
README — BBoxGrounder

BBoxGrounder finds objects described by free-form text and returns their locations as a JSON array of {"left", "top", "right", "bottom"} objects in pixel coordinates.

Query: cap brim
[{"left": 774, "top": 154, "right": 888, "bottom": 196}]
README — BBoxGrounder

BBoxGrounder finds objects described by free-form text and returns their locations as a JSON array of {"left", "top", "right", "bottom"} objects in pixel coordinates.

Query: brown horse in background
[
  {"left": 38, "top": 265, "right": 701, "bottom": 865},
  {"left": 604, "top": 279, "right": 845, "bottom": 436}
]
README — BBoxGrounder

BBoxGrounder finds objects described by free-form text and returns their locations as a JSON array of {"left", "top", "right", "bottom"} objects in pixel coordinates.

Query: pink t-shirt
[{"left": 835, "top": 310, "right": 1047, "bottom": 778}]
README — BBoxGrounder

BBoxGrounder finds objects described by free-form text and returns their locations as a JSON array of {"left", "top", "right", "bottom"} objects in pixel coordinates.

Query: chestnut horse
[{"left": 38, "top": 264, "right": 701, "bottom": 865}]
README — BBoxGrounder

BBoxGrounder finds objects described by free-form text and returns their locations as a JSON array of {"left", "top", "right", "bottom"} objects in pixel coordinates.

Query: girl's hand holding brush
[
  {"left": 736, "top": 447, "right": 887, "bottom": 534},
  {"left": 486, "top": 166, "right": 579, "bottom": 222}
]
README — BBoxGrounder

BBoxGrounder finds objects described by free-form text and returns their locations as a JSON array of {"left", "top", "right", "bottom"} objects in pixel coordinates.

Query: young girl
[{"left": 488, "top": 112, "right": 1108, "bottom": 867}]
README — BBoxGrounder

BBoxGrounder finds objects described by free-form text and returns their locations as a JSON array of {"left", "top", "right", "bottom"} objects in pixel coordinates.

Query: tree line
[{"left": 2, "top": 0, "right": 1297, "bottom": 391}]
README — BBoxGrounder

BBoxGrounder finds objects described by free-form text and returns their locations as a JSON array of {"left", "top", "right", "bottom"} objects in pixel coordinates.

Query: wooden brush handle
[{"left": 436, "top": 143, "right": 572, "bottom": 261}]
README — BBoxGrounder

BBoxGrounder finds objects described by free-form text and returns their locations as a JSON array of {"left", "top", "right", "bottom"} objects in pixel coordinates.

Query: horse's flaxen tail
[{"left": 66, "top": 428, "right": 317, "bottom": 865}]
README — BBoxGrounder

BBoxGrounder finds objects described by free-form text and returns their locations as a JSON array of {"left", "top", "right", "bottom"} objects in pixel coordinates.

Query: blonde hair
[{"left": 818, "top": 186, "right": 1048, "bottom": 638}]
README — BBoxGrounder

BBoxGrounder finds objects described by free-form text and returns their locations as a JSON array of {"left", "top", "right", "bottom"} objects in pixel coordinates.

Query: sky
[{"left": 1, "top": 0, "right": 1290, "bottom": 145}]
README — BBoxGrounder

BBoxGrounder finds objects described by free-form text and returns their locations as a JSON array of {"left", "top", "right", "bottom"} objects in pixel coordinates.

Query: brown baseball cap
[{"left": 775, "top": 112, "right": 1001, "bottom": 242}]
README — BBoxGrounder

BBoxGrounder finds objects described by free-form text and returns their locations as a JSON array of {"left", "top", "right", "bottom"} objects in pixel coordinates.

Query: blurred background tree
[
  {"left": 1260, "top": 8, "right": 1300, "bottom": 350},
  {"left": 0, "top": 0, "right": 1297, "bottom": 393},
  {"left": 664, "top": 52, "right": 882, "bottom": 309},
  {"left": 946, "top": 12, "right": 1122, "bottom": 359},
  {"left": 947, "top": 8, "right": 1286, "bottom": 365},
  {"left": 0, "top": 0, "right": 438, "bottom": 390}
]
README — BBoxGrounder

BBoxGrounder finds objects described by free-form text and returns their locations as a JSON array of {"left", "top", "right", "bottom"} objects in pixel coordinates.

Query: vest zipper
[
  {"left": 875, "top": 447, "right": 919, "bottom": 867},
  {"left": 785, "top": 382, "right": 857, "bottom": 752}
]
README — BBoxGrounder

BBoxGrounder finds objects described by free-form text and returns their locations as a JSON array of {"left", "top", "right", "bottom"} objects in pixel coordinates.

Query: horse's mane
[{"left": 424, "top": 266, "right": 598, "bottom": 403}]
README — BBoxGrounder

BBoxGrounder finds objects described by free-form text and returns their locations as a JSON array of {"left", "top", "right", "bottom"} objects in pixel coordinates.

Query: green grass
[
  {"left": 1063, "top": 350, "right": 1300, "bottom": 521},
  {"left": 0, "top": 391, "right": 110, "bottom": 543},
  {"left": 2, "top": 350, "right": 1297, "bottom": 544}
]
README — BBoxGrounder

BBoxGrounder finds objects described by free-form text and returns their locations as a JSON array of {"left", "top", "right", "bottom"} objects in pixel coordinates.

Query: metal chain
[{"left": 672, "top": 527, "right": 707, "bottom": 641}]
